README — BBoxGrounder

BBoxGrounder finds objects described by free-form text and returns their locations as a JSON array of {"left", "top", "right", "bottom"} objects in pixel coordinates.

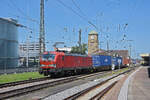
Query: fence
[{"left": 0, "top": 67, "right": 39, "bottom": 75}]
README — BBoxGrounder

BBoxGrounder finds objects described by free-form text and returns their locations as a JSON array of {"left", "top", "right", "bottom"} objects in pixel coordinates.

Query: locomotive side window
[{"left": 62, "top": 56, "right": 64, "bottom": 61}]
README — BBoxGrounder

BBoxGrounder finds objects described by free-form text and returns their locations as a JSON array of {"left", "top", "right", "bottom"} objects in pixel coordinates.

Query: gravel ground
[
  {"left": 76, "top": 75, "right": 125, "bottom": 100},
  {"left": 44, "top": 74, "right": 118, "bottom": 100}
]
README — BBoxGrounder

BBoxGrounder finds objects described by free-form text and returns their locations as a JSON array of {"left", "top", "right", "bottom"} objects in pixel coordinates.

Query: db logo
[{"left": 105, "top": 59, "right": 108, "bottom": 62}]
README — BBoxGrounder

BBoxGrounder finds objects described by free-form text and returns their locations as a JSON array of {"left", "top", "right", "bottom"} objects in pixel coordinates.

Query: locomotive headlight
[
  {"left": 41, "top": 64, "right": 45, "bottom": 67},
  {"left": 48, "top": 58, "right": 52, "bottom": 61}
]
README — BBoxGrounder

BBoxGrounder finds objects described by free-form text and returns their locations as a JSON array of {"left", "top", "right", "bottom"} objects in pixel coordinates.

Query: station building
[{"left": 140, "top": 53, "right": 150, "bottom": 66}]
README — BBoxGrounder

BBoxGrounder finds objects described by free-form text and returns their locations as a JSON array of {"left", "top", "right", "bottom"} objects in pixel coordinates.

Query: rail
[{"left": 64, "top": 68, "right": 134, "bottom": 100}]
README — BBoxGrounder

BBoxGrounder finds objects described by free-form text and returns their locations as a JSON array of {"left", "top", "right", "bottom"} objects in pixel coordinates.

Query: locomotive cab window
[{"left": 42, "top": 53, "right": 55, "bottom": 60}]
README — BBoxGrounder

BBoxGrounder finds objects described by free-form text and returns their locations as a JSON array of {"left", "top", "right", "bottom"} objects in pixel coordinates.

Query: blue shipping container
[{"left": 92, "top": 55, "right": 112, "bottom": 67}]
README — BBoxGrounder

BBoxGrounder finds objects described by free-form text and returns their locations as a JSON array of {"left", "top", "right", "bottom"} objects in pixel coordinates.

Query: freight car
[
  {"left": 92, "top": 55, "right": 123, "bottom": 71},
  {"left": 39, "top": 51, "right": 92, "bottom": 76},
  {"left": 122, "top": 57, "right": 130, "bottom": 67},
  {"left": 92, "top": 55, "right": 112, "bottom": 71}
]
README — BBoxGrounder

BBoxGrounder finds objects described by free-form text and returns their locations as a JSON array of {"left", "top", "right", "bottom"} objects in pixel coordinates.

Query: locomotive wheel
[
  {"left": 50, "top": 73, "right": 56, "bottom": 78},
  {"left": 90, "top": 68, "right": 94, "bottom": 73},
  {"left": 74, "top": 69, "right": 77, "bottom": 75}
]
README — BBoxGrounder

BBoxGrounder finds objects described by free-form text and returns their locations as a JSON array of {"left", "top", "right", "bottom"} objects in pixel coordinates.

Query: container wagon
[
  {"left": 92, "top": 55, "right": 112, "bottom": 71},
  {"left": 122, "top": 57, "right": 130, "bottom": 67}
]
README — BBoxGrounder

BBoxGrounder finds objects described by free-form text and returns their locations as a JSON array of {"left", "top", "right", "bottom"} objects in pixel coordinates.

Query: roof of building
[
  {"left": 89, "top": 30, "right": 98, "bottom": 35},
  {"left": 108, "top": 50, "right": 129, "bottom": 58},
  {"left": 0, "top": 18, "right": 18, "bottom": 26},
  {"left": 57, "top": 47, "right": 72, "bottom": 52},
  {"left": 94, "top": 49, "right": 129, "bottom": 58},
  {"left": 140, "top": 53, "right": 150, "bottom": 57}
]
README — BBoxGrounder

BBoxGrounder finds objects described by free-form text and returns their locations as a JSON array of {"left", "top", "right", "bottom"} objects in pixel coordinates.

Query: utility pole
[
  {"left": 124, "top": 39, "right": 133, "bottom": 67},
  {"left": 26, "top": 35, "right": 29, "bottom": 68},
  {"left": 129, "top": 44, "right": 132, "bottom": 67},
  {"left": 129, "top": 44, "right": 132, "bottom": 58},
  {"left": 39, "top": 0, "right": 45, "bottom": 55},
  {"left": 26, "top": 31, "right": 32, "bottom": 69},
  {"left": 107, "top": 40, "right": 109, "bottom": 51},
  {"left": 106, "top": 35, "right": 109, "bottom": 55},
  {"left": 78, "top": 29, "right": 82, "bottom": 52}
]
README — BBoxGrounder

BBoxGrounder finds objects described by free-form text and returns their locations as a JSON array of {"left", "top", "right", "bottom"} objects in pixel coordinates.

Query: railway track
[
  {"left": 90, "top": 81, "right": 117, "bottom": 100},
  {"left": 0, "top": 68, "right": 134, "bottom": 99},
  {"left": 64, "top": 78, "right": 118, "bottom": 100},
  {"left": 0, "top": 70, "right": 112, "bottom": 99},
  {"left": 0, "top": 71, "right": 108, "bottom": 89},
  {"left": 63, "top": 69, "right": 133, "bottom": 100}
]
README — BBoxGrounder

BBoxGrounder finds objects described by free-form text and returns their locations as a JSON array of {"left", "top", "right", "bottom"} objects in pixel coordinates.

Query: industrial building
[
  {"left": 0, "top": 18, "right": 18, "bottom": 69},
  {"left": 19, "top": 42, "right": 40, "bottom": 67},
  {"left": 19, "top": 42, "right": 40, "bottom": 57}
]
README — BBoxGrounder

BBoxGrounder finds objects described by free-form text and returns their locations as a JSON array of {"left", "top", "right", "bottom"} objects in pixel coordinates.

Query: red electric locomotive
[{"left": 39, "top": 51, "right": 92, "bottom": 76}]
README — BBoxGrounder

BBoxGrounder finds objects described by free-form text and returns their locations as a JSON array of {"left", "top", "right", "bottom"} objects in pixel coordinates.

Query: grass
[
  {"left": 0, "top": 72, "right": 44, "bottom": 84},
  {"left": 97, "top": 67, "right": 129, "bottom": 79}
]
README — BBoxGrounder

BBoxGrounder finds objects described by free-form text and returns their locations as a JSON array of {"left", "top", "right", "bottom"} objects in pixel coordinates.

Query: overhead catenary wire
[
  {"left": 3, "top": 0, "right": 39, "bottom": 40},
  {"left": 8, "top": 0, "right": 39, "bottom": 24},
  {"left": 56, "top": 0, "right": 98, "bottom": 30},
  {"left": 71, "top": 0, "right": 87, "bottom": 18}
]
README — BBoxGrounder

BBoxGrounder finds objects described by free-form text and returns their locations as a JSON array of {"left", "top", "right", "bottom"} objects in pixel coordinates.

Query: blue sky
[{"left": 0, "top": 0, "right": 150, "bottom": 58}]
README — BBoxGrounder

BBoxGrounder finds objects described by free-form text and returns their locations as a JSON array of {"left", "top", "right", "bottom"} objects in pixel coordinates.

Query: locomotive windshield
[{"left": 42, "top": 54, "right": 55, "bottom": 60}]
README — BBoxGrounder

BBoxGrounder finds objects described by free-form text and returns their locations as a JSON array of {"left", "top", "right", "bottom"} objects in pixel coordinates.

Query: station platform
[
  {"left": 128, "top": 66, "right": 150, "bottom": 100},
  {"left": 102, "top": 66, "right": 150, "bottom": 100}
]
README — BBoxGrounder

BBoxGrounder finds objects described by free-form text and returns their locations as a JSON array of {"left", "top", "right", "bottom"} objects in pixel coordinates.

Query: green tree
[{"left": 71, "top": 43, "right": 87, "bottom": 55}]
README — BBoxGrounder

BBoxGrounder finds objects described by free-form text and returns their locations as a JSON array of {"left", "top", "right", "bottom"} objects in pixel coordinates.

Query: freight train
[{"left": 39, "top": 51, "right": 130, "bottom": 76}]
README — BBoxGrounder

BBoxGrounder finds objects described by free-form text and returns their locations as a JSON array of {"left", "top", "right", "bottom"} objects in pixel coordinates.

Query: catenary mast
[{"left": 39, "top": 0, "right": 45, "bottom": 55}]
